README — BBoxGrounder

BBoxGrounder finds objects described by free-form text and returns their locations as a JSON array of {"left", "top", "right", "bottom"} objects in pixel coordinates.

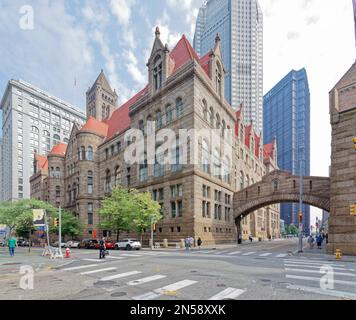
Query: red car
[{"left": 94, "top": 241, "right": 115, "bottom": 250}]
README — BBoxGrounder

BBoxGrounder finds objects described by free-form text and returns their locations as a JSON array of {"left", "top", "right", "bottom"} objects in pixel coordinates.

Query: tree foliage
[{"left": 285, "top": 224, "right": 299, "bottom": 236}]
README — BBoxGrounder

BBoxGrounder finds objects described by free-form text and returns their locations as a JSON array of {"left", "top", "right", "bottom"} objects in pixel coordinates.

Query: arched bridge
[{"left": 233, "top": 170, "right": 330, "bottom": 219}]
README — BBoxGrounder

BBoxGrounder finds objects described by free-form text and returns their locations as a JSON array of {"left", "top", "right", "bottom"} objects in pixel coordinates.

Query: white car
[
  {"left": 115, "top": 239, "right": 141, "bottom": 250},
  {"left": 65, "top": 241, "right": 80, "bottom": 248}
]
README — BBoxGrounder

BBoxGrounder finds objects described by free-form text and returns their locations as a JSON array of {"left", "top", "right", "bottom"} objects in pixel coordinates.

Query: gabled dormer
[
  {"left": 212, "top": 34, "right": 225, "bottom": 99},
  {"left": 147, "top": 27, "right": 174, "bottom": 94}
]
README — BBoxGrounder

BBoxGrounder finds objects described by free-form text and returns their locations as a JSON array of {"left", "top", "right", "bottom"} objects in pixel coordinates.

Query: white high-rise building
[
  {"left": 0, "top": 80, "right": 86, "bottom": 201},
  {"left": 194, "top": 0, "right": 263, "bottom": 133}
]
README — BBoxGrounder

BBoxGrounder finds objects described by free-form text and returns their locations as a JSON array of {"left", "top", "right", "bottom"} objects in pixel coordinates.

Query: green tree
[
  {"left": 129, "top": 190, "right": 162, "bottom": 243},
  {"left": 49, "top": 210, "right": 84, "bottom": 240},
  {"left": 98, "top": 187, "right": 136, "bottom": 241}
]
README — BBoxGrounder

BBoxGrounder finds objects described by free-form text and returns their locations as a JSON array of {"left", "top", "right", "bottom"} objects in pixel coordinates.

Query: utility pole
[
  {"left": 298, "top": 160, "right": 303, "bottom": 253},
  {"left": 59, "top": 206, "right": 63, "bottom": 257}
]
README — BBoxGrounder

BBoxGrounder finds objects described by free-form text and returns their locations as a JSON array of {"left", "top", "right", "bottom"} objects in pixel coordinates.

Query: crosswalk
[
  {"left": 59, "top": 257, "right": 247, "bottom": 300},
  {"left": 283, "top": 258, "right": 356, "bottom": 299},
  {"left": 188, "top": 250, "right": 290, "bottom": 259}
]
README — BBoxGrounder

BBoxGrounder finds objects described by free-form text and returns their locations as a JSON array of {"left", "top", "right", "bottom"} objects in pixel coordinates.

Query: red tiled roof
[
  {"left": 49, "top": 143, "right": 67, "bottom": 156},
  {"left": 105, "top": 85, "right": 149, "bottom": 139},
  {"left": 245, "top": 125, "right": 252, "bottom": 147},
  {"left": 254, "top": 133, "right": 261, "bottom": 158},
  {"left": 35, "top": 154, "right": 48, "bottom": 171},
  {"left": 170, "top": 35, "right": 200, "bottom": 74},
  {"left": 81, "top": 117, "right": 108, "bottom": 137},
  {"left": 199, "top": 52, "right": 211, "bottom": 77},
  {"left": 263, "top": 143, "right": 274, "bottom": 161}
]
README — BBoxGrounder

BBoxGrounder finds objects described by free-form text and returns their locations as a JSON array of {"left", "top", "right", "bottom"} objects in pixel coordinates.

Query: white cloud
[
  {"left": 123, "top": 50, "right": 146, "bottom": 86},
  {"left": 110, "top": 0, "right": 135, "bottom": 26}
]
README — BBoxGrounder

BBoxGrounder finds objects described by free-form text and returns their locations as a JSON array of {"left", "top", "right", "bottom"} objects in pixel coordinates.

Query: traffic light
[
  {"left": 54, "top": 218, "right": 59, "bottom": 227},
  {"left": 353, "top": 137, "right": 356, "bottom": 150},
  {"left": 350, "top": 205, "right": 356, "bottom": 216},
  {"left": 299, "top": 212, "right": 303, "bottom": 222}
]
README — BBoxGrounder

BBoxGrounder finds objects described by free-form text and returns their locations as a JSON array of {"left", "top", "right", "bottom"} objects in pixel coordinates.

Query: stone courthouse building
[{"left": 30, "top": 29, "right": 280, "bottom": 244}]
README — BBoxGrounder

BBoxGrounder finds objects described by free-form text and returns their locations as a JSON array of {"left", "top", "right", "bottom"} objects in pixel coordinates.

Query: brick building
[{"left": 30, "top": 29, "right": 279, "bottom": 244}]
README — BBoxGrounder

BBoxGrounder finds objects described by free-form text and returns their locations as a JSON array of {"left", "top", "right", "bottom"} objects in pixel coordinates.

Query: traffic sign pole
[{"left": 59, "top": 206, "right": 63, "bottom": 257}]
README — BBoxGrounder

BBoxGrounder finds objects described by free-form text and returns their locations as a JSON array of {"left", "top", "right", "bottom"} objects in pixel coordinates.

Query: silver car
[{"left": 115, "top": 239, "right": 141, "bottom": 250}]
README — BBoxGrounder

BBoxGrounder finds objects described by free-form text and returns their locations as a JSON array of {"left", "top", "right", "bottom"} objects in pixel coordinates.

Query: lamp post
[{"left": 298, "top": 159, "right": 304, "bottom": 253}]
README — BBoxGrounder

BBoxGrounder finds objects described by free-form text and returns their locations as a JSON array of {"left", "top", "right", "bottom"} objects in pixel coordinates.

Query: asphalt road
[{"left": 1, "top": 239, "right": 355, "bottom": 300}]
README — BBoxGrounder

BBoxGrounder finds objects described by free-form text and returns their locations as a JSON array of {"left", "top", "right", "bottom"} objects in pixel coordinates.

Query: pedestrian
[
  {"left": 316, "top": 234, "right": 323, "bottom": 249},
  {"left": 237, "top": 233, "right": 242, "bottom": 245},
  {"left": 7, "top": 235, "right": 17, "bottom": 257},
  {"left": 197, "top": 237, "right": 202, "bottom": 250},
  {"left": 188, "top": 236, "right": 194, "bottom": 250},
  {"left": 307, "top": 235, "right": 315, "bottom": 249},
  {"left": 185, "top": 237, "right": 189, "bottom": 251},
  {"left": 326, "top": 233, "right": 329, "bottom": 244},
  {"left": 249, "top": 234, "right": 253, "bottom": 243},
  {"left": 99, "top": 237, "right": 106, "bottom": 259}
]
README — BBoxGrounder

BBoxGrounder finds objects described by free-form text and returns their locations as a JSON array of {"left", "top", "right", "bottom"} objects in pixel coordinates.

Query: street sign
[{"left": 33, "top": 209, "right": 46, "bottom": 227}]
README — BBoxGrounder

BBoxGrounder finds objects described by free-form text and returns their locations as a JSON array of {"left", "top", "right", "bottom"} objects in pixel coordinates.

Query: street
[{"left": 1, "top": 239, "right": 355, "bottom": 300}]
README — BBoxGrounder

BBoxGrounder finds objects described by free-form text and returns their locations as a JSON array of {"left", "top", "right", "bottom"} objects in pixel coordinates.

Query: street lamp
[{"left": 298, "top": 158, "right": 304, "bottom": 253}]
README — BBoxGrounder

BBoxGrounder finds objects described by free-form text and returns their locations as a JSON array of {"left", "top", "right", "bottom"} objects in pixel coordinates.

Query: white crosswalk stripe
[
  {"left": 259, "top": 253, "right": 272, "bottom": 257},
  {"left": 208, "top": 288, "right": 246, "bottom": 300},
  {"left": 106, "top": 256, "right": 125, "bottom": 260},
  {"left": 242, "top": 252, "right": 256, "bottom": 256},
  {"left": 284, "top": 264, "right": 355, "bottom": 272},
  {"left": 276, "top": 254, "right": 288, "bottom": 258},
  {"left": 127, "top": 275, "right": 167, "bottom": 286},
  {"left": 286, "top": 274, "right": 356, "bottom": 286},
  {"left": 82, "top": 259, "right": 106, "bottom": 262},
  {"left": 285, "top": 268, "right": 356, "bottom": 277},
  {"left": 228, "top": 251, "right": 242, "bottom": 255},
  {"left": 286, "top": 284, "right": 356, "bottom": 300},
  {"left": 100, "top": 271, "right": 142, "bottom": 282},
  {"left": 132, "top": 280, "right": 197, "bottom": 300},
  {"left": 214, "top": 251, "right": 229, "bottom": 255},
  {"left": 284, "top": 260, "right": 344, "bottom": 267},
  {"left": 120, "top": 254, "right": 143, "bottom": 257},
  {"left": 80, "top": 267, "right": 117, "bottom": 275},
  {"left": 63, "top": 264, "right": 99, "bottom": 271}
]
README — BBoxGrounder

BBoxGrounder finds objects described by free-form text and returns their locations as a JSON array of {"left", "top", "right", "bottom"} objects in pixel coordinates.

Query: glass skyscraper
[
  {"left": 263, "top": 69, "right": 310, "bottom": 233},
  {"left": 194, "top": 0, "right": 263, "bottom": 133}
]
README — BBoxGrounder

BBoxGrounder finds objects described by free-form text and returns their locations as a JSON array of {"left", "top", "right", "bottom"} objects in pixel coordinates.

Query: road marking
[
  {"left": 284, "top": 264, "right": 354, "bottom": 272},
  {"left": 106, "top": 256, "right": 125, "bottom": 260},
  {"left": 208, "top": 288, "right": 246, "bottom": 300},
  {"left": 202, "top": 250, "right": 216, "bottom": 254},
  {"left": 132, "top": 280, "right": 198, "bottom": 300},
  {"left": 286, "top": 275, "right": 356, "bottom": 286},
  {"left": 287, "top": 284, "right": 356, "bottom": 300},
  {"left": 214, "top": 251, "right": 229, "bottom": 255},
  {"left": 259, "top": 253, "right": 272, "bottom": 257},
  {"left": 276, "top": 254, "right": 288, "bottom": 258},
  {"left": 242, "top": 252, "right": 256, "bottom": 256},
  {"left": 80, "top": 267, "right": 117, "bottom": 275},
  {"left": 285, "top": 268, "right": 356, "bottom": 277},
  {"left": 120, "top": 254, "right": 143, "bottom": 257},
  {"left": 82, "top": 259, "right": 106, "bottom": 262},
  {"left": 284, "top": 260, "right": 345, "bottom": 267},
  {"left": 228, "top": 251, "right": 242, "bottom": 255},
  {"left": 63, "top": 264, "right": 99, "bottom": 271},
  {"left": 100, "top": 271, "right": 142, "bottom": 282},
  {"left": 127, "top": 275, "right": 167, "bottom": 286}
]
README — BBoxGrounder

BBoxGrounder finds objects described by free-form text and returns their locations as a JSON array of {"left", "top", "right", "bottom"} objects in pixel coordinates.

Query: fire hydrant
[
  {"left": 65, "top": 247, "right": 71, "bottom": 259},
  {"left": 335, "top": 249, "right": 342, "bottom": 260}
]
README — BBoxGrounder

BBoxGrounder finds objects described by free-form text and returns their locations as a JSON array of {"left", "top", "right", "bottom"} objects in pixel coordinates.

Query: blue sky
[{"left": 0, "top": 0, "right": 355, "bottom": 224}]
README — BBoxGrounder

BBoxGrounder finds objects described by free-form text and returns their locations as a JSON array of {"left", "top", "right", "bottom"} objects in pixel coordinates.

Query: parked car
[
  {"left": 52, "top": 241, "right": 66, "bottom": 248},
  {"left": 115, "top": 239, "right": 141, "bottom": 251},
  {"left": 94, "top": 240, "right": 115, "bottom": 250},
  {"left": 65, "top": 241, "right": 80, "bottom": 248},
  {"left": 17, "top": 239, "right": 30, "bottom": 247},
  {"left": 78, "top": 239, "right": 98, "bottom": 249}
]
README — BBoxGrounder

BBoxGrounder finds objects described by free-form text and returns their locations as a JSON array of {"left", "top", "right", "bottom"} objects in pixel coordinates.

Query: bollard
[{"left": 335, "top": 249, "right": 342, "bottom": 260}]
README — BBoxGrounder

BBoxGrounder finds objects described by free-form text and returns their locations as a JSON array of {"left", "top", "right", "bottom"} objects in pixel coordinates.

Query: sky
[{"left": 0, "top": 0, "right": 355, "bottom": 226}]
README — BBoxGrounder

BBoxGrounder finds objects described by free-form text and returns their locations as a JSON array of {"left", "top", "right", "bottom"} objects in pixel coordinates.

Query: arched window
[
  {"left": 215, "top": 113, "right": 221, "bottom": 129},
  {"left": 240, "top": 171, "right": 244, "bottom": 190},
  {"left": 106, "top": 105, "right": 110, "bottom": 118},
  {"left": 102, "top": 104, "right": 106, "bottom": 119},
  {"left": 176, "top": 98, "right": 184, "bottom": 118},
  {"left": 117, "top": 141, "right": 122, "bottom": 153},
  {"left": 72, "top": 183, "right": 77, "bottom": 201},
  {"left": 223, "top": 156, "right": 231, "bottom": 184},
  {"left": 202, "top": 100, "right": 208, "bottom": 121},
  {"left": 153, "top": 55, "right": 163, "bottom": 90},
  {"left": 31, "top": 126, "right": 39, "bottom": 134},
  {"left": 139, "top": 155, "right": 148, "bottom": 182},
  {"left": 273, "top": 179, "right": 279, "bottom": 191},
  {"left": 105, "top": 170, "right": 111, "bottom": 193},
  {"left": 146, "top": 115, "right": 153, "bottom": 135},
  {"left": 165, "top": 104, "right": 172, "bottom": 124},
  {"left": 216, "top": 62, "right": 222, "bottom": 96},
  {"left": 139, "top": 120, "right": 145, "bottom": 134},
  {"left": 53, "top": 134, "right": 60, "bottom": 146},
  {"left": 55, "top": 167, "right": 60, "bottom": 179},
  {"left": 213, "top": 149, "right": 221, "bottom": 178},
  {"left": 209, "top": 107, "right": 214, "bottom": 126},
  {"left": 246, "top": 174, "right": 250, "bottom": 187},
  {"left": 202, "top": 140, "right": 210, "bottom": 173},
  {"left": 221, "top": 120, "right": 226, "bottom": 138},
  {"left": 87, "top": 171, "right": 93, "bottom": 194},
  {"left": 64, "top": 138, "right": 69, "bottom": 144},
  {"left": 81, "top": 146, "right": 86, "bottom": 161},
  {"left": 156, "top": 110, "right": 162, "bottom": 129},
  {"left": 114, "top": 166, "right": 121, "bottom": 186},
  {"left": 87, "top": 146, "right": 93, "bottom": 161},
  {"left": 67, "top": 185, "right": 71, "bottom": 203}
]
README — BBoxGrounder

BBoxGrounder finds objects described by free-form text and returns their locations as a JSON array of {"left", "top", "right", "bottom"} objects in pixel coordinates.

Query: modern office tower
[
  {"left": 263, "top": 69, "right": 311, "bottom": 233},
  {"left": 194, "top": 0, "right": 264, "bottom": 132},
  {"left": 0, "top": 79, "right": 86, "bottom": 201}
]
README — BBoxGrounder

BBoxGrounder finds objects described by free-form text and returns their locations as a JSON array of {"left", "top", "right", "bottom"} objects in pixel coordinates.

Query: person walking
[
  {"left": 316, "top": 234, "right": 323, "bottom": 249},
  {"left": 188, "top": 236, "right": 194, "bottom": 251},
  {"left": 99, "top": 237, "right": 106, "bottom": 259},
  {"left": 197, "top": 237, "right": 202, "bottom": 250},
  {"left": 7, "top": 236, "right": 17, "bottom": 257},
  {"left": 249, "top": 234, "right": 253, "bottom": 243},
  {"left": 307, "top": 235, "right": 315, "bottom": 249},
  {"left": 185, "top": 237, "right": 190, "bottom": 251}
]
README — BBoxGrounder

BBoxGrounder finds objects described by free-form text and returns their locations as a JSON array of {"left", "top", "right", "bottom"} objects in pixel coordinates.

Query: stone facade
[
  {"left": 30, "top": 30, "right": 280, "bottom": 244},
  {"left": 328, "top": 61, "right": 356, "bottom": 255}
]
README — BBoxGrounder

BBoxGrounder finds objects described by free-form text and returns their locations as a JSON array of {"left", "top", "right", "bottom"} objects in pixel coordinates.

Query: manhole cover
[
  {"left": 94, "top": 281, "right": 116, "bottom": 286},
  {"left": 191, "top": 270, "right": 198, "bottom": 273},
  {"left": 111, "top": 292, "right": 127, "bottom": 297},
  {"left": 217, "top": 284, "right": 226, "bottom": 287}
]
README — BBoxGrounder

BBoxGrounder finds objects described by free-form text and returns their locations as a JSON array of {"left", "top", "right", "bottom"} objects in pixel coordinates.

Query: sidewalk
[{"left": 293, "top": 244, "right": 356, "bottom": 262}]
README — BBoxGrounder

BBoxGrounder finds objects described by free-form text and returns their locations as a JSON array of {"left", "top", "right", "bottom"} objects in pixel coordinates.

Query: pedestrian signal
[
  {"left": 54, "top": 218, "right": 59, "bottom": 227},
  {"left": 299, "top": 212, "right": 303, "bottom": 222}
]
